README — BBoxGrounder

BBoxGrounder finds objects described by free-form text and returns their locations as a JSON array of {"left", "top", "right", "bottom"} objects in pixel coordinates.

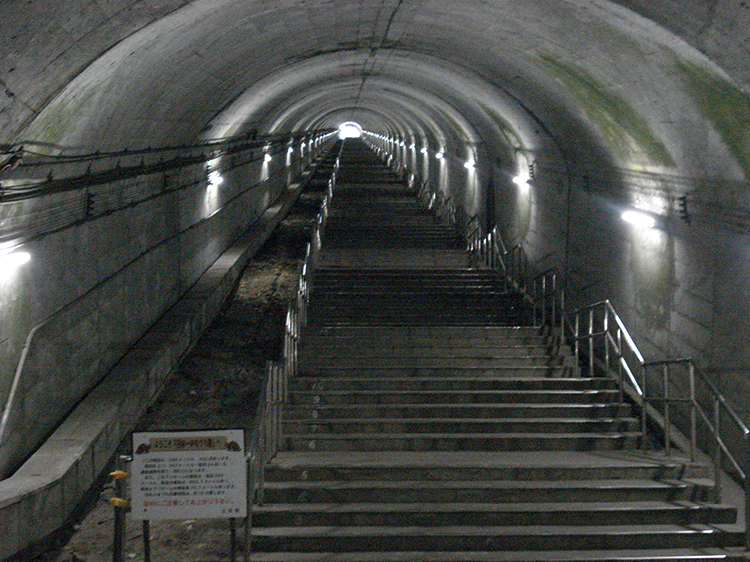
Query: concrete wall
[
  {"left": 0, "top": 140, "right": 334, "bottom": 562},
  {"left": 0, "top": 139, "right": 322, "bottom": 479}
]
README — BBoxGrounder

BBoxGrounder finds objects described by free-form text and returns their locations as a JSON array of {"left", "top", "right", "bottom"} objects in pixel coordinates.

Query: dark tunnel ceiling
[{"left": 2, "top": 0, "right": 750, "bottom": 180}]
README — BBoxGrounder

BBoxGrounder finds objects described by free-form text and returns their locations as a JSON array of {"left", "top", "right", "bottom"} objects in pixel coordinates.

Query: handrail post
[
  {"left": 603, "top": 305, "right": 610, "bottom": 382},
  {"left": 573, "top": 311, "right": 581, "bottom": 365},
  {"left": 745, "top": 432, "right": 750, "bottom": 550},
  {"left": 663, "top": 364, "right": 671, "bottom": 456},
  {"left": 689, "top": 362, "right": 696, "bottom": 462},
  {"left": 617, "top": 328, "right": 624, "bottom": 403},
  {"left": 640, "top": 363, "right": 647, "bottom": 451},
  {"left": 713, "top": 396, "right": 722, "bottom": 503},
  {"left": 551, "top": 273, "right": 557, "bottom": 330},
  {"left": 559, "top": 288, "right": 565, "bottom": 350},
  {"left": 588, "top": 308, "right": 594, "bottom": 377}
]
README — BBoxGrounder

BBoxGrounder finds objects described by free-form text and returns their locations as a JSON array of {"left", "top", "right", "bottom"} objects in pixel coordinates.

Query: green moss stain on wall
[
  {"left": 22, "top": 87, "right": 99, "bottom": 146},
  {"left": 539, "top": 55, "right": 674, "bottom": 167},
  {"left": 676, "top": 61, "right": 750, "bottom": 179}
]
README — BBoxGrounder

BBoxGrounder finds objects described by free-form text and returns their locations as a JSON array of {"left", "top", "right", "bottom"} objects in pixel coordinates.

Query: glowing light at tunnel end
[{"left": 338, "top": 122, "right": 363, "bottom": 139}]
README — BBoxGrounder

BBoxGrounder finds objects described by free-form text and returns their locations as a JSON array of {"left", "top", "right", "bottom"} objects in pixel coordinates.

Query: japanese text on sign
[{"left": 131, "top": 429, "right": 246, "bottom": 520}]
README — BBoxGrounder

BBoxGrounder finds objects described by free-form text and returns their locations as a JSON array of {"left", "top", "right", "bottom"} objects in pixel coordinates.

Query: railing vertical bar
[
  {"left": 588, "top": 309, "right": 594, "bottom": 377},
  {"left": 745, "top": 432, "right": 750, "bottom": 550},
  {"left": 640, "top": 363, "right": 647, "bottom": 451},
  {"left": 559, "top": 288, "right": 565, "bottom": 350},
  {"left": 603, "top": 305, "right": 610, "bottom": 384},
  {"left": 573, "top": 312, "right": 581, "bottom": 365},
  {"left": 713, "top": 397, "right": 722, "bottom": 503},
  {"left": 689, "top": 362, "right": 696, "bottom": 462},
  {"left": 617, "top": 328, "right": 624, "bottom": 403},
  {"left": 663, "top": 364, "right": 671, "bottom": 456}
]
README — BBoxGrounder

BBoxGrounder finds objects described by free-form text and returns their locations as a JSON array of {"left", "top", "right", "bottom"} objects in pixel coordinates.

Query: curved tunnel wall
[{"left": 2, "top": 1, "right": 750, "bottom": 553}]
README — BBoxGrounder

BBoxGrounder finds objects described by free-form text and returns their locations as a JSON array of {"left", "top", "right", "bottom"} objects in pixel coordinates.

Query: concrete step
[
  {"left": 292, "top": 366, "right": 579, "bottom": 377},
  {"left": 316, "top": 249, "right": 470, "bottom": 269},
  {"left": 306, "top": 316, "right": 531, "bottom": 327},
  {"left": 283, "top": 418, "right": 641, "bottom": 435},
  {"left": 289, "top": 376, "right": 615, "bottom": 392},
  {"left": 261, "top": 478, "right": 714, "bottom": 504},
  {"left": 307, "top": 309, "right": 530, "bottom": 324},
  {"left": 283, "top": 403, "right": 634, "bottom": 421},
  {"left": 250, "top": 524, "right": 744, "bottom": 553},
  {"left": 311, "top": 287, "right": 514, "bottom": 296},
  {"left": 300, "top": 337, "right": 560, "bottom": 359},
  {"left": 313, "top": 268, "right": 504, "bottom": 279},
  {"left": 288, "top": 389, "right": 623, "bottom": 405},
  {"left": 264, "top": 451, "right": 711, "bottom": 483},
  {"left": 325, "top": 236, "right": 462, "bottom": 245},
  {"left": 283, "top": 432, "right": 642, "bottom": 452},
  {"left": 246, "top": 548, "right": 745, "bottom": 561},
  {"left": 301, "top": 325, "right": 546, "bottom": 337},
  {"left": 300, "top": 331, "right": 553, "bottom": 347},
  {"left": 298, "top": 356, "right": 569, "bottom": 369},
  {"left": 252, "top": 501, "right": 737, "bottom": 528}
]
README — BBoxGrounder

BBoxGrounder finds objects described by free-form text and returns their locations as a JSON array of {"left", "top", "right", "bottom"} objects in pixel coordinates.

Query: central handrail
[{"left": 243, "top": 142, "right": 341, "bottom": 561}]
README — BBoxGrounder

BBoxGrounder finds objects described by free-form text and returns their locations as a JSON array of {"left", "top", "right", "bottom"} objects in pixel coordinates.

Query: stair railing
[
  {"left": 464, "top": 225, "right": 750, "bottom": 547},
  {"left": 244, "top": 147, "right": 340, "bottom": 559},
  {"left": 529, "top": 268, "right": 565, "bottom": 336},
  {"left": 572, "top": 300, "right": 750, "bottom": 549}
]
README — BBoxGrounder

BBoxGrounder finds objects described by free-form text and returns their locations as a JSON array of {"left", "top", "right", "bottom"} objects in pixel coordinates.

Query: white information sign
[{"left": 131, "top": 429, "right": 247, "bottom": 520}]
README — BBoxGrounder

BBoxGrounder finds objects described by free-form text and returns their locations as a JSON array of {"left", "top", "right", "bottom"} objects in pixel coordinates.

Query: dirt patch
[{"left": 39, "top": 193, "right": 323, "bottom": 562}]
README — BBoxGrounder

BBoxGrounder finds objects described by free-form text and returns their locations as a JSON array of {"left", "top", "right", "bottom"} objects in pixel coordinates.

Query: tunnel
[{"left": 2, "top": 0, "right": 750, "bottom": 559}]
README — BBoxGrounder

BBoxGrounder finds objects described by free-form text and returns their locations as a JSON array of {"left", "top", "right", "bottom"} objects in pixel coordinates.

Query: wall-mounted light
[
  {"left": 435, "top": 152, "right": 444, "bottom": 160},
  {"left": 421, "top": 147, "right": 428, "bottom": 154},
  {"left": 208, "top": 170, "right": 224, "bottom": 188},
  {"left": 512, "top": 175, "right": 529, "bottom": 187},
  {"left": 622, "top": 210, "right": 656, "bottom": 229},
  {"left": 464, "top": 161, "right": 475, "bottom": 170},
  {"left": 1, "top": 248, "right": 31, "bottom": 275},
  {"left": 264, "top": 154, "right": 272, "bottom": 163}
]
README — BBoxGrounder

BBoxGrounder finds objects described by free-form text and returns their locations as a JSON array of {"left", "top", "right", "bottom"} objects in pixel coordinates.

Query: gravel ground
[{"left": 38, "top": 192, "right": 323, "bottom": 562}]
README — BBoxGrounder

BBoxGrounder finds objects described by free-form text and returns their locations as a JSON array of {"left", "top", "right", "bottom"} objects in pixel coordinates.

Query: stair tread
[
  {"left": 284, "top": 417, "right": 636, "bottom": 423},
  {"left": 263, "top": 479, "right": 702, "bottom": 490},
  {"left": 247, "top": 548, "right": 736, "bottom": 561},
  {"left": 252, "top": 523, "right": 739, "bottom": 536},
  {"left": 253, "top": 501, "right": 731, "bottom": 512},
  {"left": 268, "top": 450, "right": 700, "bottom": 469}
]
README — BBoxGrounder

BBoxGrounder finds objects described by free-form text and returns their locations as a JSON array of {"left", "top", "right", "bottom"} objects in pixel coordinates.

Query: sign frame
[{"left": 130, "top": 429, "right": 247, "bottom": 521}]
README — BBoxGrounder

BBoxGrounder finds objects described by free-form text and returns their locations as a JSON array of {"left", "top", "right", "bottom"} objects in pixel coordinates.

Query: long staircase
[{"left": 248, "top": 139, "right": 744, "bottom": 560}]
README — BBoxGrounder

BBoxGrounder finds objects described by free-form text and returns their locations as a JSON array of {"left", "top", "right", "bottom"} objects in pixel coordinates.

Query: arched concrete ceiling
[{"left": 2, "top": 0, "right": 749, "bottom": 180}]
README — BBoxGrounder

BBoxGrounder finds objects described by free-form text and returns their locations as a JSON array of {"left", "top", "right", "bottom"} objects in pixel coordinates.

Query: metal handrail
[
  {"left": 573, "top": 300, "right": 750, "bottom": 549},
  {"left": 243, "top": 143, "right": 341, "bottom": 560},
  {"left": 463, "top": 224, "right": 750, "bottom": 549}
]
